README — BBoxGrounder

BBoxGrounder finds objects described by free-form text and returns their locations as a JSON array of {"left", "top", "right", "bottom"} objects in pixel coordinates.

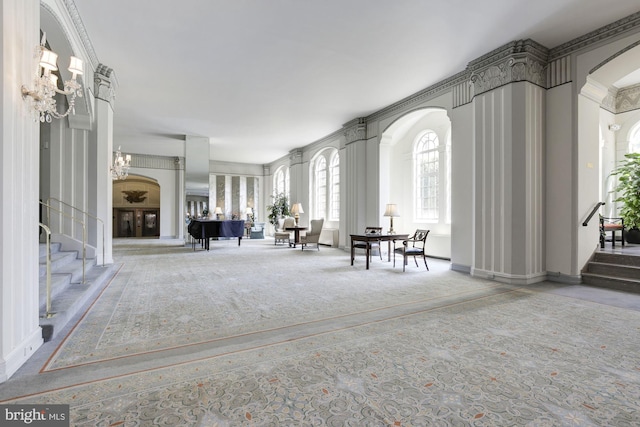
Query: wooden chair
[
  {"left": 394, "top": 229, "right": 430, "bottom": 272},
  {"left": 600, "top": 216, "right": 624, "bottom": 248},
  {"left": 352, "top": 226, "right": 383, "bottom": 262},
  {"left": 275, "top": 217, "right": 295, "bottom": 245},
  {"left": 301, "top": 218, "right": 324, "bottom": 251}
]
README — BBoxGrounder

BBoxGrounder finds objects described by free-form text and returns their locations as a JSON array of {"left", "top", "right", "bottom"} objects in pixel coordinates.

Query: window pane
[
  {"left": 330, "top": 153, "right": 340, "bottom": 220},
  {"left": 316, "top": 157, "right": 327, "bottom": 218},
  {"left": 415, "top": 131, "right": 439, "bottom": 220}
]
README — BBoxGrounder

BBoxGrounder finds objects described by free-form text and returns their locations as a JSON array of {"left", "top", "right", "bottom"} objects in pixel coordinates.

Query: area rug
[
  {"left": 12, "top": 285, "right": 640, "bottom": 426},
  {"left": 43, "top": 238, "right": 503, "bottom": 371}
]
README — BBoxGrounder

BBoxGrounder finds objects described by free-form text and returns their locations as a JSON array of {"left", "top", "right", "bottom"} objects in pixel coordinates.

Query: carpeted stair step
[
  {"left": 39, "top": 249, "right": 78, "bottom": 277},
  {"left": 39, "top": 262, "right": 119, "bottom": 342},
  {"left": 586, "top": 261, "right": 640, "bottom": 280},
  {"left": 582, "top": 251, "right": 640, "bottom": 294},
  {"left": 592, "top": 252, "right": 640, "bottom": 267},
  {"left": 581, "top": 272, "right": 640, "bottom": 294}
]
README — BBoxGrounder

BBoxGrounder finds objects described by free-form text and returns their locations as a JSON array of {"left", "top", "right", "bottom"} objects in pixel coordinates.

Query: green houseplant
[
  {"left": 267, "top": 193, "right": 290, "bottom": 228},
  {"left": 611, "top": 152, "right": 640, "bottom": 243}
]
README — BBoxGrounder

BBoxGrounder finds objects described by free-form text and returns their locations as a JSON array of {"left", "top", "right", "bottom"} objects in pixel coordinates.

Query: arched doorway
[{"left": 113, "top": 175, "right": 161, "bottom": 238}]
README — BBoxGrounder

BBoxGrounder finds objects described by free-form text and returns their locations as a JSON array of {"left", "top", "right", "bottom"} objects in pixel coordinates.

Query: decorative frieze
[
  {"left": 617, "top": 83, "right": 640, "bottom": 114},
  {"left": 130, "top": 154, "right": 183, "bottom": 171}
]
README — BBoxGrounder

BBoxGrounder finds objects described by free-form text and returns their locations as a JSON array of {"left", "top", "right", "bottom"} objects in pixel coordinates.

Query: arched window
[
  {"left": 315, "top": 156, "right": 327, "bottom": 219},
  {"left": 630, "top": 122, "right": 640, "bottom": 153},
  {"left": 415, "top": 130, "right": 440, "bottom": 220},
  {"left": 329, "top": 152, "right": 340, "bottom": 220},
  {"left": 273, "top": 166, "right": 289, "bottom": 200},
  {"left": 310, "top": 149, "right": 339, "bottom": 220}
]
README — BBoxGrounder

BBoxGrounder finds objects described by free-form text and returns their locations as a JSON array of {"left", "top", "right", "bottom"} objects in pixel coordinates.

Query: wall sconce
[
  {"left": 111, "top": 146, "right": 131, "bottom": 180},
  {"left": 609, "top": 124, "right": 621, "bottom": 132},
  {"left": 383, "top": 203, "right": 399, "bottom": 234},
  {"left": 290, "top": 203, "right": 304, "bottom": 226},
  {"left": 21, "top": 33, "right": 84, "bottom": 123}
]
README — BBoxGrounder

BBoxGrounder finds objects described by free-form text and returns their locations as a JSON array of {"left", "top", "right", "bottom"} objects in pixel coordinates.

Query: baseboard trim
[{"left": 0, "top": 327, "right": 43, "bottom": 384}]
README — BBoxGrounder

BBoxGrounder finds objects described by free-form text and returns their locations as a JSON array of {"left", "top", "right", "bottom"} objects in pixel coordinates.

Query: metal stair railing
[
  {"left": 47, "top": 197, "right": 106, "bottom": 266},
  {"left": 39, "top": 223, "right": 54, "bottom": 318},
  {"left": 40, "top": 200, "right": 86, "bottom": 284}
]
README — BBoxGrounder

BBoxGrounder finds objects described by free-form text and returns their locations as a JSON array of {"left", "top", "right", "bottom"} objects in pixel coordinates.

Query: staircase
[
  {"left": 39, "top": 242, "right": 118, "bottom": 342},
  {"left": 582, "top": 251, "right": 640, "bottom": 294}
]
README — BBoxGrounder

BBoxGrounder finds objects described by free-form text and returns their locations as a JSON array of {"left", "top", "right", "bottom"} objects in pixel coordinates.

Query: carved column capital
[
  {"left": 468, "top": 39, "right": 549, "bottom": 97},
  {"left": 343, "top": 118, "right": 367, "bottom": 144},
  {"left": 94, "top": 63, "right": 117, "bottom": 105}
]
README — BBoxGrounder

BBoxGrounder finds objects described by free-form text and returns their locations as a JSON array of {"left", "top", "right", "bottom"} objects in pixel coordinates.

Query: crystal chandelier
[
  {"left": 111, "top": 146, "right": 132, "bottom": 180},
  {"left": 21, "top": 33, "right": 84, "bottom": 123}
]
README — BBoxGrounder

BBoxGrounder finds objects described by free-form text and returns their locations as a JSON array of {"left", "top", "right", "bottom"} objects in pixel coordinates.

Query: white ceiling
[{"left": 71, "top": 0, "right": 640, "bottom": 165}]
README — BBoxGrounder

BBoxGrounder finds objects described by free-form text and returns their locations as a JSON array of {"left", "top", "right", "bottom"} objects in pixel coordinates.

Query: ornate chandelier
[
  {"left": 21, "top": 33, "right": 84, "bottom": 123},
  {"left": 111, "top": 146, "right": 132, "bottom": 180}
]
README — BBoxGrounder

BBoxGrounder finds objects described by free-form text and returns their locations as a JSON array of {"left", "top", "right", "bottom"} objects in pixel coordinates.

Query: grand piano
[{"left": 188, "top": 219, "right": 245, "bottom": 250}]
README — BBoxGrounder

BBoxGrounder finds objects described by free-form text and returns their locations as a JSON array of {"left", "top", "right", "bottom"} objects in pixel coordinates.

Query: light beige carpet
[{"left": 2, "top": 238, "right": 640, "bottom": 426}]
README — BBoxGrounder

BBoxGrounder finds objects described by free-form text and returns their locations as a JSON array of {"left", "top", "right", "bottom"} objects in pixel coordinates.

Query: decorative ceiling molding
[
  {"left": 549, "top": 11, "right": 640, "bottom": 61},
  {"left": 62, "top": 0, "right": 101, "bottom": 69}
]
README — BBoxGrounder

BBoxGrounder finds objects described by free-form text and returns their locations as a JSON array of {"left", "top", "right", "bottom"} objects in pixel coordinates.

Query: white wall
[{"left": 127, "top": 167, "right": 179, "bottom": 238}]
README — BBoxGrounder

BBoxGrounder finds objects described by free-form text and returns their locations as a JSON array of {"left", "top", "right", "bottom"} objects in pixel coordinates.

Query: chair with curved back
[
  {"left": 300, "top": 218, "right": 324, "bottom": 251},
  {"left": 274, "top": 217, "right": 296, "bottom": 246},
  {"left": 394, "top": 229, "right": 430, "bottom": 271},
  {"left": 352, "top": 226, "right": 383, "bottom": 262}
]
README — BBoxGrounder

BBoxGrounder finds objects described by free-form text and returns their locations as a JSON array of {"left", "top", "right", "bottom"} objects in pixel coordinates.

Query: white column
[
  {"left": 0, "top": 0, "right": 43, "bottom": 383},
  {"left": 471, "top": 82, "right": 546, "bottom": 284},
  {"left": 94, "top": 65, "right": 117, "bottom": 264}
]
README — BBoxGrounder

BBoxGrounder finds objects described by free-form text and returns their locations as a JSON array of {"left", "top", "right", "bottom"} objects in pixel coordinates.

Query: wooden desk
[
  {"left": 286, "top": 226, "right": 307, "bottom": 247},
  {"left": 350, "top": 233, "right": 409, "bottom": 269}
]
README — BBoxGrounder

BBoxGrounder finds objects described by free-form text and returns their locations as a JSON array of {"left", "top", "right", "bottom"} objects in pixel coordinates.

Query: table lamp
[
  {"left": 291, "top": 203, "right": 304, "bottom": 226},
  {"left": 214, "top": 207, "right": 223, "bottom": 220},
  {"left": 383, "top": 203, "right": 399, "bottom": 234}
]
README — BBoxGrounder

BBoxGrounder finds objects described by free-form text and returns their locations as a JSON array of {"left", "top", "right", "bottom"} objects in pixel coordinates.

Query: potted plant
[
  {"left": 611, "top": 152, "right": 640, "bottom": 243},
  {"left": 267, "top": 193, "right": 290, "bottom": 228}
]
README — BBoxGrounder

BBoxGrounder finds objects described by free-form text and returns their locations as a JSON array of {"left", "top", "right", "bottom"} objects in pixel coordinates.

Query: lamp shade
[
  {"left": 68, "top": 56, "right": 84, "bottom": 76},
  {"left": 214, "top": 207, "right": 223, "bottom": 215},
  {"left": 291, "top": 203, "right": 304, "bottom": 215},
  {"left": 39, "top": 49, "right": 58, "bottom": 71},
  {"left": 383, "top": 204, "right": 399, "bottom": 217},
  {"left": 245, "top": 207, "right": 253, "bottom": 215}
]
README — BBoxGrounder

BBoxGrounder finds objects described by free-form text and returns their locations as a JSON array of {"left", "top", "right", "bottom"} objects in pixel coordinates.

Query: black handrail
[{"left": 583, "top": 202, "right": 605, "bottom": 226}]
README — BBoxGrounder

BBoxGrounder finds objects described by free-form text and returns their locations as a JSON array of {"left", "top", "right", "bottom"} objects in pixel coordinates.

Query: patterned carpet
[{"left": 2, "top": 238, "right": 640, "bottom": 426}]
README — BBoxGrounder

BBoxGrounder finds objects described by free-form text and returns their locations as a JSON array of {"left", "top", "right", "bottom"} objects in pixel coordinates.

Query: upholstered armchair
[
  {"left": 275, "top": 217, "right": 296, "bottom": 246},
  {"left": 300, "top": 218, "right": 324, "bottom": 251},
  {"left": 250, "top": 222, "right": 265, "bottom": 239}
]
